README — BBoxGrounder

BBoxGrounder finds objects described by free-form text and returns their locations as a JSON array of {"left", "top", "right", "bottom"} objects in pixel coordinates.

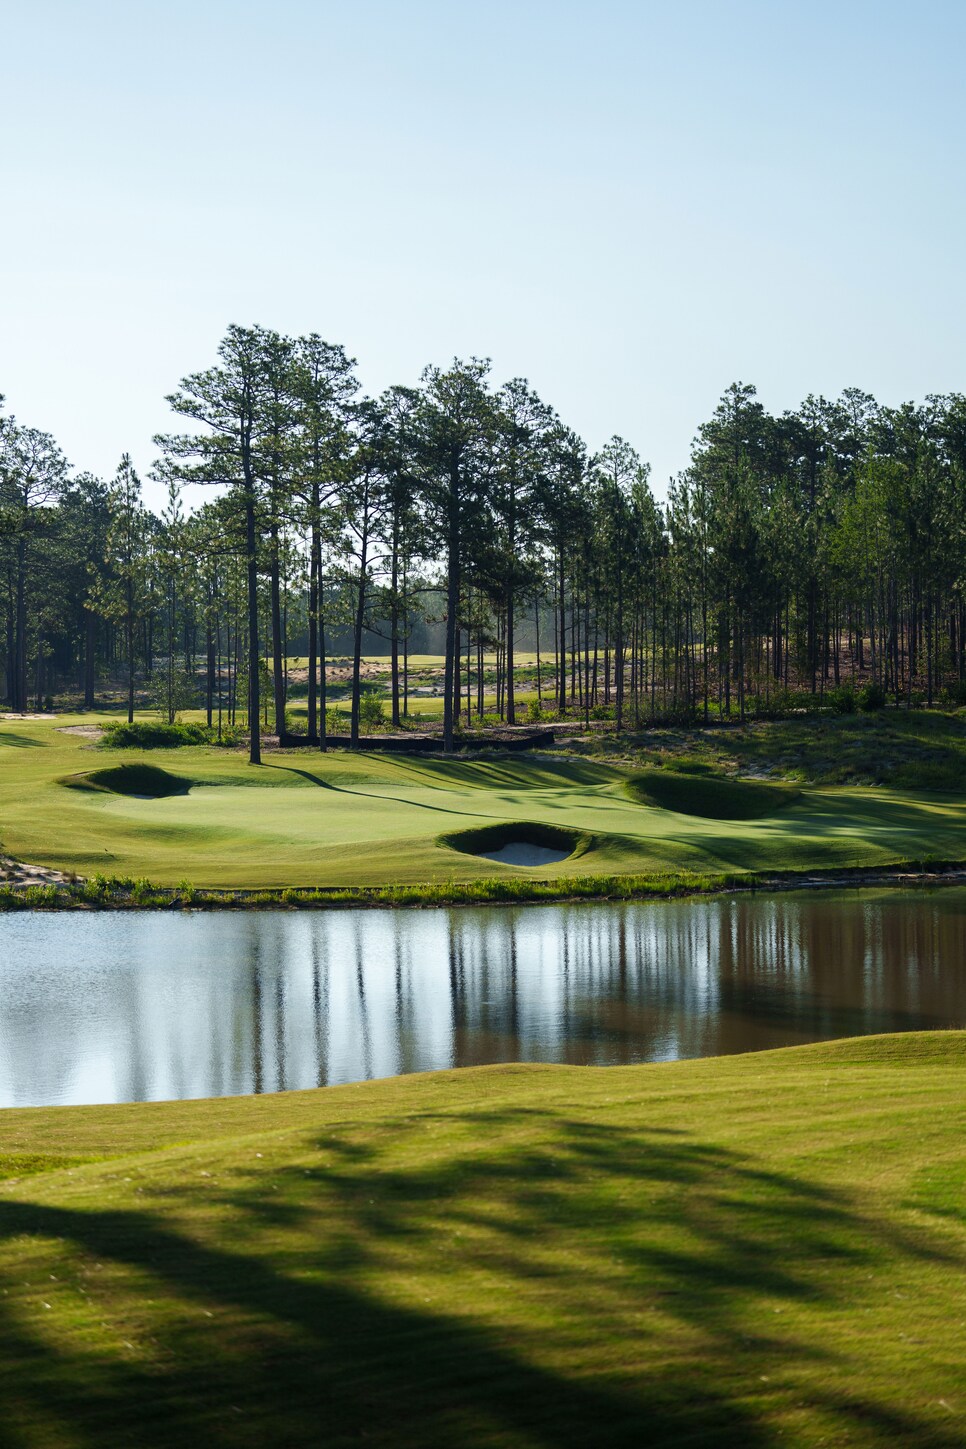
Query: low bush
[
  {"left": 751, "top": 688, "right": 802, "bottom": 720},
  {"left": 359, "top": 694, "right": 385, "bottom": 729},
  {"left": 858, "top": 682, "right": 887, "bottom": 712},
  {"left": 938, "top": 680, "right": 966, "bottom": 708},
  {"left": 101, "top": 721, "right": 212, "bottom": 749},
  {"left": 214, "top": 722, "right": 247, "bottom": 747},
  {"left": 827, "top": 685, "right": 857, "bottom": 714}
]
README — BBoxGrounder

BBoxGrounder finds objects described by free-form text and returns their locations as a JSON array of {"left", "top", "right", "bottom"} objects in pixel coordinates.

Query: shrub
[
  {"left": 827, "top": 685, "right": 857, "bottom": 714},
  {"left": 102, "top": 721, "right": 212, "bottom": 749},
  {"left": 751, "top": 687, "right": 809, "bottom": 720},
  {"left": 938, "top": 680, "right": 966, "bottom": 708},
  {"left": 214, "top": 722, "right": 247, "bottom": 747},
  {"left": 359, "top": 694, "right": 385, "bottom": 729},
  {"left": 22, "top": 884, "right": 58, "bottom": 907},
  {"left": 589, "top": 703, "right": 613, "bottom": 721},
  {"left": 858, "top": 682, "right": 886, "bottom": 712}
]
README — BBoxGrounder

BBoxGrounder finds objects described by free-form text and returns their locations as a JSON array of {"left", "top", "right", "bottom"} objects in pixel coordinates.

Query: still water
[{"left": 0, "top": 889, "right": 964, "bottom": 1107}]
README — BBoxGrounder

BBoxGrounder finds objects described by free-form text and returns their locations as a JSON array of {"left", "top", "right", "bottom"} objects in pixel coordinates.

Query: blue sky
[{"left": 2, "top": 0, "right": 964, "bottom": 504}]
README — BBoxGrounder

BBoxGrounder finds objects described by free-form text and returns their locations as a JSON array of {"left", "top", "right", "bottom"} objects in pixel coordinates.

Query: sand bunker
[
  {"left": 477, "top": 841, "right": 571, "bottom": 866},
  {"left": 441, "top": 821, "right": 585, "bottom": 868}
]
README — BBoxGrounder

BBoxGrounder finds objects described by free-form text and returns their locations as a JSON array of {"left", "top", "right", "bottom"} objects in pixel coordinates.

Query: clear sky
[{"left": 2, "top": 0, "right": 965, "bottom": 506}]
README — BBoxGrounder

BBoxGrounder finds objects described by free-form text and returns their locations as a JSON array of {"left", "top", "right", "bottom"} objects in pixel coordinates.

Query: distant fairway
[{"left": 1, "top": 716, "right": 964, "bottom": 888}]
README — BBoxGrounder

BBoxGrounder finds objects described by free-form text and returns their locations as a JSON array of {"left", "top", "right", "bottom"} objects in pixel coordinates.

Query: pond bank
[{"left": 1, "top": 856, "right": 965, "bottom": 910}]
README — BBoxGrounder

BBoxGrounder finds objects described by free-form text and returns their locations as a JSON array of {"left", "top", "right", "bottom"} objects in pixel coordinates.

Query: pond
[{"left": 1, "top": 888, "right": 964, "bottom": 1107}]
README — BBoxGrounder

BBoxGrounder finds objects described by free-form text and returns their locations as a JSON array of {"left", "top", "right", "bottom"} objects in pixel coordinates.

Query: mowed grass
[
  {"left": 1, "top": 716, "right": 965, "bottom": 887},
  {"left": 0, "top": 1033, "right": 963, "bottom": 1446}
]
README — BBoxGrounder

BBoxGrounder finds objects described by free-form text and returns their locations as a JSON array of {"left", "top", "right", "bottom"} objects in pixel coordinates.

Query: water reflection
[{"left": 0, "top": 889, "right": 964, "bottom": 1106}]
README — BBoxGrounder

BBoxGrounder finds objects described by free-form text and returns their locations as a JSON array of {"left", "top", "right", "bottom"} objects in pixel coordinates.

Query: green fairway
[
  {"left": 0, "top": 1033, "right": 963, "bottom": 1446},
  {"left": 1, "top": 716, "right": 965, "bottom": 887}
]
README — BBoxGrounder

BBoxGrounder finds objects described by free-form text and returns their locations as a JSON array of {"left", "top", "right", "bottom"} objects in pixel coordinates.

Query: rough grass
[
  {"left": 1, "top": 714, "right": 964, "bottom": 888},
  {"left": 625, "top": 766, "right": 800, "bottom": 819},
  {"left": 0, "top": 1033, "right": 964, "bottom": 1446},
  {"left": 596, "top": 709, "right": 966, "bottom": 790}
]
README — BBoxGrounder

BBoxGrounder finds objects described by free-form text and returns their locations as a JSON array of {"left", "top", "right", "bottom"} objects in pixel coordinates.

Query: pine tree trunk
[
  {"left": 84, "top": 610, "right": 96, "bottom": 709},
  {"left": 270, "top": 526, "right": 285, "bottom": 739},
  {"left": 442, "top": 476, "right": 460, "bottom": 753}
]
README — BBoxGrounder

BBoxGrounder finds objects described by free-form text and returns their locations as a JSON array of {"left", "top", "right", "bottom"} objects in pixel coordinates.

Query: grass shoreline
[{"left": 2, "top": 857, "right": 965, "bottom": 911}]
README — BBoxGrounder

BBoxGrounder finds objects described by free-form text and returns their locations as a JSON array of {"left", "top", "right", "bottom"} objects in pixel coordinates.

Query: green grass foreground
[
  {"left": 1, "top": 713, "right": 965, "bottom": 890},
  {"left": 0, "top": 1034, "right": 964, "bottom": 1446}
]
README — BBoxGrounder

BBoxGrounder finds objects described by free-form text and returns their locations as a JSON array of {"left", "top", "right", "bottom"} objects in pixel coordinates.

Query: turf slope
[{"left": 0, "top": 1033, "right": 963, "bottom": 1446}]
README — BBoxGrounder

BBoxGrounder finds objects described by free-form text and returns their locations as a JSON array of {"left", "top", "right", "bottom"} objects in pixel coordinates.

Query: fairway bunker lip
[{"left": 439, "top": 821, "right": 590, "bottom": 867}]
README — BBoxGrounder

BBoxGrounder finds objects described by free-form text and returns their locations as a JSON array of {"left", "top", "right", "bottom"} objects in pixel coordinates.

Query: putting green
[{"left": 1, "top": 717, "right": 964, "bottom": 887}]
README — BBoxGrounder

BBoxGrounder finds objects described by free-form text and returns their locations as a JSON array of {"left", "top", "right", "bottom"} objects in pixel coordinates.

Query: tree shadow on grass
[
  {"left": 0, "top": 1108, "right": 960, "bottom": 1448},
  {"left": 0, "top": 730, "right": 45, "bottom": 748},
  {"left": 653, "top": 787, "right": 966, "bottom": 874}
]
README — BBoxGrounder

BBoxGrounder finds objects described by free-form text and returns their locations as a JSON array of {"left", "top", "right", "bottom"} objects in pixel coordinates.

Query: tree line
[{"left": 2, "top": 326, "right": 965, "bottom": 763}]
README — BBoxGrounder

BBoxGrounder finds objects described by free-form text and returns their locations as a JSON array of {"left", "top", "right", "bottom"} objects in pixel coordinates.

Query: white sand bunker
[
  {"left": 443, "top": 821, "right": 582, "bottom": 869},
  {"left": 478, "top": 842, "right": 572, "bottom": 867}
]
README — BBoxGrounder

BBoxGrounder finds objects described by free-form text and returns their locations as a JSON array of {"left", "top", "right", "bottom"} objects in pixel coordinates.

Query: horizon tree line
[{"left": 2, "top": 329, "right": 965, "bottom": 764}]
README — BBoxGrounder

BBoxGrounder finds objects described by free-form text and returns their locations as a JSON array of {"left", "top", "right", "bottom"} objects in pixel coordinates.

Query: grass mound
[
  {"left": 626, "top": 766, "right": 800, "bottom": 819},
  {"left": 62, "top": 762, "right": 193, "bottom": 798},
  {"left": 440, "top": 820, "right": 590, "bottom": 860},
  {"left": 0, "top": 1034, "right": 963, "bottom": 1446}
]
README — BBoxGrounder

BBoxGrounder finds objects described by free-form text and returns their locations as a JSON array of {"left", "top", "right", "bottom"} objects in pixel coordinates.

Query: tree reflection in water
[{"left": 0, "top": 888, "right": 964, "bottom": 1106}]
